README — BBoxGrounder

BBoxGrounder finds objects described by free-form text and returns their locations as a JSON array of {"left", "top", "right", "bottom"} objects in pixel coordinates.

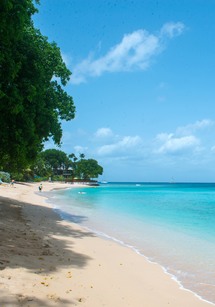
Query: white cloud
[
  {"left": 155, "top": 119, "right": 213, "bottom": 155},
  {"left": 176, "top": 119, "right": 214, "bottom": 135},
  {"left": 157, "top": 134, "right": 200, "bottom": 154},
  {"left": 94, "top": 127, "right": 113, "bottom": 138},
  {"left": 160, "top": 22, "right": 185, "bottom": 38},
  {"left": 70, "top": 22, "right": 185, "bottom": 84},
  {"left": 97, "top": 135, "right": 142, "bottom": 156}
]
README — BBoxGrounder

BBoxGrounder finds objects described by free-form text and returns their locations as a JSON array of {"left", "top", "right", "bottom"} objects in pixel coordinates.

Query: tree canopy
[
  {"left": 0, "top": 0, "right": 75, "bottom": 172},
  {"left": 40, "top": 149, "right": 71, "bottom": 175},
  {"left": 33, "top": 150, "right": 103, "bottom": 181},
  {"left": 76, "top": 159, "right": 103, "bottom": 180}
]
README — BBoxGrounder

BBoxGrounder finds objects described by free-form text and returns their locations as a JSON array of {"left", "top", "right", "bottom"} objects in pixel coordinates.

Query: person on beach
[
  {"left": 38, "top": 183, "right": 43, "bottom": 192},
  {"left": 10, "top": 179, "right": 15, "bottom": 187}
]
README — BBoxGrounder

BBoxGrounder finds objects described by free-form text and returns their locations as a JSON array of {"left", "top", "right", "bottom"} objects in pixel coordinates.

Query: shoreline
[
  {"left": 82, "top": 226, "right": 214, "bottom": 306},
  {"left": 0, "top": 181, "right": 213, "bottom": 306},
  {"left": 57, "top": 212, "right": 215, "bottom": 307}
]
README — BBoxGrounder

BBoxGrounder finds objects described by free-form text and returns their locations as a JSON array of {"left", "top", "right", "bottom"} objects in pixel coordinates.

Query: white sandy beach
[{"left": 0, "top": 181, "right": 213, "bottom": 306}]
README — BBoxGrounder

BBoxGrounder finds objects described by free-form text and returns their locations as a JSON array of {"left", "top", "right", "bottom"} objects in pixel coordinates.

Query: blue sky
[{"left": 34, "top": 0, "right": 215, "bottom": 182}]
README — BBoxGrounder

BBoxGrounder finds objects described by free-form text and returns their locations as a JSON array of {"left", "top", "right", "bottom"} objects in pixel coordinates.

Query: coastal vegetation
[
  {"left": 33, "top": 149, "right": 103, "bottom": 182},
  {"left": 0, "top": 1, "right": 103, "bottom": 182},
  {"left": 0, "top": 1, "right": 75, "bottom": 172},
  {"left": 0, "top": 171, "right": 10, "bottom": 183}
]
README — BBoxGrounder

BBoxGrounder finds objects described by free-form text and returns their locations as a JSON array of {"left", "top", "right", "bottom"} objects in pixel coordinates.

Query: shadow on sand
[
  {"left": 0, "top": 197, "right": 95, "bottom": 307},
  {"left": 0, "top": 195, "right": 95, "bottom": 306},
  {"left": 0, "top": 195, "right": 95, "bottom": 271}
]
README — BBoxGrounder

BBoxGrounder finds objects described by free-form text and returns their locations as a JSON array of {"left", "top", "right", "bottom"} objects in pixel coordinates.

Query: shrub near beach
[{"left": 0, "top": 171, "right": 10, "bottom": 183}]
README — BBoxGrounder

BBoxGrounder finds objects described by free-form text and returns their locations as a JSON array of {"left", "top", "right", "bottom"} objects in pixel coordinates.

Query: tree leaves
[
  {"left": 33, "top": 150, "right": 103, "bottom": 180},
  {"left": 0, "top": 0, "right": 75, "bottom": 171}
]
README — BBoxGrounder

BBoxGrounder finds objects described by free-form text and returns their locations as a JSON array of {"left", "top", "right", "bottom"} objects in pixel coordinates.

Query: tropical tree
[
  {"left": 68, "top": 153, "right": 78, "bottom": 179},
  {"left": 79, "top": 153, "right": 85, "bottom": 160},
  {"left": 0, "top": 0, "right": 75, "bottom": 172},
  {"left": 32, "top": 155, "right": 52, "bottom": 178},
  {"left": 32, "top": 150, "right": 103, "bottom": 181},
  {"left": 75, "top": 159, "right": 103, "bottom": 180},
  {"left": 40, "top": 149, "right": 71, "bottom": 175},
  {"left": 68, "top": 153, "right": 78, "bottom": 163}
]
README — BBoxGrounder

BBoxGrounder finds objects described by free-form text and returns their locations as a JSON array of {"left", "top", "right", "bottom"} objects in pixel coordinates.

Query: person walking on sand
[
  {"left": 10, "top": 179, "right": 15, "bottom": 187},
  {"left": 38, "top": 183, "right": 43, "bottom": 192}
]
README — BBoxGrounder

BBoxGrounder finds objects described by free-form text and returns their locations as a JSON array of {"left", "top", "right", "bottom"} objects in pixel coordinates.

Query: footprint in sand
[
  {"left": 47, "top": 293, "right": 60, "bottom": 302},
  {"left": 41, "top": 281, "right": 49, "bottom": 287},
  {"left": 66, "top": 271, "right": 72, "bottom": 278}
]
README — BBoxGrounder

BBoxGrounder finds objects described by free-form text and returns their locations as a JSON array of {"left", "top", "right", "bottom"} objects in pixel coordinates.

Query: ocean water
[{"left": 47, "top": 182, "right": 215, "bottom": 304}]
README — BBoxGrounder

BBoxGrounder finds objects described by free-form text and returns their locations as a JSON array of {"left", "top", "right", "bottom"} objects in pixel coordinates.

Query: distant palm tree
[{"left": 79, "top": 153, "right": 85, "bottom": 160}]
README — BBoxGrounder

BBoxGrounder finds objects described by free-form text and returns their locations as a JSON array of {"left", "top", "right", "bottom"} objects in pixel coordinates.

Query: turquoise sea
[{"left": 48, "top": 182, "right": 215, "bottom": 304}]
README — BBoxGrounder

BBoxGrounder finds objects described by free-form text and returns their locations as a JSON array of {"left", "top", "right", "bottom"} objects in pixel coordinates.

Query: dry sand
[{"left": 0, "top": 181, "right": 213, "bottom": 307}]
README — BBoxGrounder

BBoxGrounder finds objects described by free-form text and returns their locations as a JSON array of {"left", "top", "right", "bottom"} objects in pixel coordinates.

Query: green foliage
[
  {"left": 76, "top": 158, "right": 103, "bottom": 180},
  {"left": 0, "top": 0, "right": 75, "bottom": 172},
  {"left": 52, "top": 175, "right": 65, "bottom": 182},
  {"left": 40, "top": 149, "right": 71, "bottom": 175},
  {"left": 33, "top": 150, "right": 103, "bottom": 181},
  {"left": 32, "top": 155, "right": 52, "bottom": 177},
  {"left": 11, "top": 169, "right": 34, "bottom": 182},
  {"left": 0, "top": 171, "right": 10, "bottom": 183},
  {"left": 33, "top": 176, "right": 48, "bottom": 182}
]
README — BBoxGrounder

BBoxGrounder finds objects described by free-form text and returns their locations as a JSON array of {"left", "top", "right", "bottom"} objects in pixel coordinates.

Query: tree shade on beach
[{"left": 0, "top": 0, "right": 75, "bottom": 172}]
